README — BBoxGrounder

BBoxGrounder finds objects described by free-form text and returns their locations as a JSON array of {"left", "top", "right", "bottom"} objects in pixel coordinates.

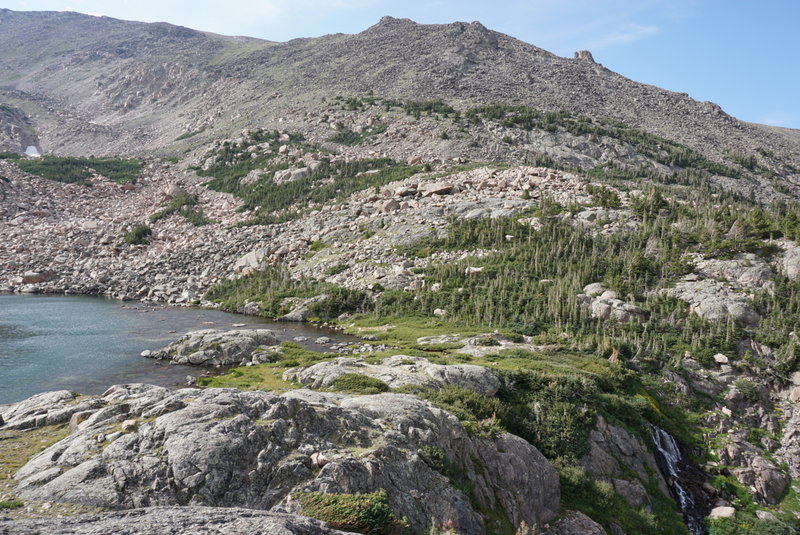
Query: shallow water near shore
[{"left": 0, "top": 294, "right": 352, "bottom": 404}]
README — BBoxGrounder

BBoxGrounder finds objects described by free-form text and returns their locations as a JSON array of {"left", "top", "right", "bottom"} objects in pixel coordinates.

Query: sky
[{"left": 3, "top": 0, "right": 799, "bottom": 129}]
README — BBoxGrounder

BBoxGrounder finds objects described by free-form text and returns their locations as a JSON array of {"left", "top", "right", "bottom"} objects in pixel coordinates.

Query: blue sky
[{"left": 3, "top": 0, "right": 798, "bottom": 129}]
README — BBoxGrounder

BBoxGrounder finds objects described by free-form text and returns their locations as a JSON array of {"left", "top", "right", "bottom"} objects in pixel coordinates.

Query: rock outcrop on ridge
[{"left": 0, "top": 8, "right": 798, "bottom": 176}]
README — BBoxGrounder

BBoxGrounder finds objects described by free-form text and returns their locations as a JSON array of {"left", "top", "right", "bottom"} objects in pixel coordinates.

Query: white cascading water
[{"left": 650, "top": 425, "right": 705, "bottom": 535}]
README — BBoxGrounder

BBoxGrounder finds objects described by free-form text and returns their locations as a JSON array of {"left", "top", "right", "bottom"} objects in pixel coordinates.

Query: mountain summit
[{"left": 0, "top": 9, "right": 797, "bottom": 169}]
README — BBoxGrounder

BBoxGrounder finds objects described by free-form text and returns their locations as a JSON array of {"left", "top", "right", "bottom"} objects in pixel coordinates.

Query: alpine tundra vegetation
[{"left": 2, "top": 8, "right": 800, "bottom": 535}]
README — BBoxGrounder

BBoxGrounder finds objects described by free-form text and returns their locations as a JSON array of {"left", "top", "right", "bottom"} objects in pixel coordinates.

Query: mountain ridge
[{"left": 0, "top": 8, "right": 797, "bottom": 171}]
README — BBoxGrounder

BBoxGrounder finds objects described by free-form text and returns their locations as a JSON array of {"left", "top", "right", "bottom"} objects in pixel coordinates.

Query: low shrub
[
  {"left": 558, "top": 462, "right": 686, "bottom": 535},
  {"left": 123, "top": 223, "right": 152, "bottom": 245},
  {"left": 708, "top": 515, "right": 796, "bottom": 535},
  {"left": 15, "top": 156, "right": 142, "bottom": 184},
  {"left": 325, "top": 263, "right": 350, "bottom": 276},
  {"left": 294, "top": 489, "right": 408, "bottom": 534},
  {"left": 733, "top": 379, "right": 760, "bottom": 403},
  {"left": 330, "top": 373, "right": 390, "bottom": 394},
  {"left": 0, "top": 499, "right": 23, "bottom": 510},
  {"left": 205, "top": 268, "right": 374, "bottom": 320}
]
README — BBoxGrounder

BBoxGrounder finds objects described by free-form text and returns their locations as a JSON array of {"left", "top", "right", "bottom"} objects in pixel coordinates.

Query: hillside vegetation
[{"left": 2, "top": 9, "right": 800, "bottom": 535}]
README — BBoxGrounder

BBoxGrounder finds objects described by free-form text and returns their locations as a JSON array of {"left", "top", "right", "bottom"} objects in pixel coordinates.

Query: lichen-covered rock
[
  {"left": 577, "top": 283, "right": 644, "bottom": 323},
  {"left": 146, "top": 328, "right": 278, "bottom": 366},
  {"left": 0, "top": 507, "right": 357, "bottom": 535},
  {"left": 665, "top": 280, "right": 760, "bottom": 328},
  {"left": 544, "top": 511, "right": 606, "bottom": 535},
  {"left": 695, "top": 254, "right": 774, "bottom": 293},
  {"left": 580, "top": 415, "right": 669, "bottom": 498},
  {"left": 0, "top": 390, "right": 104, "bottom": 430},
  {"left": 718, "top": 438, "right": 790, "bottom": 504},
  {"left": 11, "top": 386, "right": 559, "bottom": 534},
  {"left": 779, "top": 245, "right": 800, "bottom": 281},
  {"left": 284, "top": 355, "right": 502, "bottom": 395}
]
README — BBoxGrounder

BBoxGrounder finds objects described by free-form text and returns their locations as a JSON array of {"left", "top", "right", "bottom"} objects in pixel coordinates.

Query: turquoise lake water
[{"left": 0, "top": 294, "right": 348, "bottom": 405}]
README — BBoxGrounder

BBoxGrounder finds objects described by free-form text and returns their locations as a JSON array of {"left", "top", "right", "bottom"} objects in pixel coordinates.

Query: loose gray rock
[
  {"left": 665, "top": 280, "right": 760, "bottom": 328},
  {"left": 709, "top": 506, "right": 736, "bottom": 519},
  {"left": 695, "top": 254, "right": 774, "bottom": 293},
  {"left": 1, "top": 390, "right": 104, "bottom": 430},
  {"left": 0, "top": 507, "right": 358, "bottom": 535},
  {"left": 544, "top": 511, "right": 606, "bottom": 535},
  {"left": 779, "top": 245, "right": 800, "bottom": 281},
  {"left": 279, "top": 295, "right": 330, "bottom": 322},
  {"left": 146, "top": 328, "right": 278, "bottom": 366},
  {"left": 578, "top": 283, "right": 644, "bottom": 323}
]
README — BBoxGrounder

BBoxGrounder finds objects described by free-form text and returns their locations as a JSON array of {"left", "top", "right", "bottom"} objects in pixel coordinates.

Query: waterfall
[{"left": 650, "top": 425, "right": 709, "bottom": 535}]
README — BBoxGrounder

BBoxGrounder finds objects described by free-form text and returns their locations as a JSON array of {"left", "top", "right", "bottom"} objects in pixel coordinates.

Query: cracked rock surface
[
  {"left": 0, "top": 506, "right": 358, "bottom": 535},
  {"left": 6, "top": 384, "right": 559, "bottom": 535}
]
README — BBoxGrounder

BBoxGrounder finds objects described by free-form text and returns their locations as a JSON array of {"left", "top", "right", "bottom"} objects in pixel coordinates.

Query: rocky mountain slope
[
  {"left": 3, "top": 8, "right": 800, "bottom": 535},
  {"left": 1, "top": 9, "right": 799, "bottom": 182}
]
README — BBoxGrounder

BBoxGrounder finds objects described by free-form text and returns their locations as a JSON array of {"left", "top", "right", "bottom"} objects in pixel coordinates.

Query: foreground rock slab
[
  {"left": 8, "top": 384, "right": 559, "bottom": 534},
  {"left": 0, "top": 506, "right": 358, "bottom": 535}
]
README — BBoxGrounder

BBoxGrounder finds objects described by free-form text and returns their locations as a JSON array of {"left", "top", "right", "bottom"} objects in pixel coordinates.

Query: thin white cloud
[
  {"left": 758, "top": 112, "right": 794, "bottom": 128},
  {"left": 585, "top": 23, "right": 660, "bottom": 49}
]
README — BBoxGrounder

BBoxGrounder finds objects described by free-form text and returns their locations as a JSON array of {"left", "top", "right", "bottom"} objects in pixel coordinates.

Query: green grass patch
[
  {"left": 342, "top": 315, "right": 480, "bottom": 346},
  {"left": 294, "top": 489, "right": 409, "bottom": 534},
  {"left": 149, "top": 192, "right": 214, "bottom": 226},
  {"left": 14, "top": 156, "right": 142, "bottom": 184},
  {"left": 197, "top": 364, "right": 296, "bottom": 392},
  {"left": 0, "top": 499, "right": 23, "bottom": 509},
  {"left": 325, "top": 263, "right": 350, "bottom": 276},
  {"left": 123, "top": 222, "right": 152, "bottom": 245},
  {"left": 309, "top": 240, "right": 328, "bottom": 252},
  {"left": 175, "top": 129, "right": 203, "bottom": 141},
  {"left": 197, "top": 342, "right": 330, "bottom": 390},
  {"left": 0, "top": 424, "right": 76, "bottom": 518},
  {"left": 330, "top": 373, "right": 390, "bottom": 394}
]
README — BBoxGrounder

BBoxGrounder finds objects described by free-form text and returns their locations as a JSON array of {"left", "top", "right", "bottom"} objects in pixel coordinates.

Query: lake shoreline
[{"left": 0, "top": 294, "right": 355, "bottom": 404}]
